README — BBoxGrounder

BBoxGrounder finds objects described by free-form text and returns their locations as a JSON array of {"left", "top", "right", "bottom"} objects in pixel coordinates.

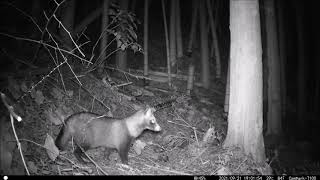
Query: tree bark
[
  {"left": 206, "top": 0, "right": 221, "bottom": 79},
  {"left": 98, "top": 0, "right": 110, "bottom": 74},
  {"left": 224, "top": 59, "right": 230, "bottom": 115},
  {"left": 224, "top": 0, "right": 266, "bottom": 163},
  {"left": 276, "top": 0, "right": 287, "bottom": 120},
  {"left": 293, "top": 1, "right": 307, "bottom": 137},
  {"left": 187, "top": 1, "right": 198, "bottom": 55},
  {"left": 199, "top": 0, "right": 210, "bottom": 89},
  {"left": 264, "top": 0, "right": 282, "bottom": 135},
  {"left": 162, "top": 0, "right": 172, "bottom": 87},
  {"left": 131, "top": 0, "right": 137, "bottom": 12},
  {"left": 169, "top": 0, "right": 177, "bottom": 72},
  {"left": 176, "top": 0, "right": 183, "bottom": 58},
  {"left": 116, "top": 0, "right": 129, "bottom": 70},
  {"left": 144, "top": 0, "right": 150, "bottom": 78},
  {"left": 74, "top": 7, "right": 102, "bottom": 36}
]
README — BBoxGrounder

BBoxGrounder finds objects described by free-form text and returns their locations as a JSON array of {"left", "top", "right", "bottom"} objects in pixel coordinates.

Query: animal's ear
[{"left": 144, "top": 107, "right": 155, "bottom": 117}]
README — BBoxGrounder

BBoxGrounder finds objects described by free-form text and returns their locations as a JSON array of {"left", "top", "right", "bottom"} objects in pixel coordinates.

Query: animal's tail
[{"left": 55, "top": 125, "right": 71, "bottom": 151}]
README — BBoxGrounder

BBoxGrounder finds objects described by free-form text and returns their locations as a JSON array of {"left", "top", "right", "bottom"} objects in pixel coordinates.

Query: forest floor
[
  {"left": 0, "top": 49, "right": 319, "bottom": 175},
  {"left": 1, "top": 62, "right": 277, "bottom": 175}
]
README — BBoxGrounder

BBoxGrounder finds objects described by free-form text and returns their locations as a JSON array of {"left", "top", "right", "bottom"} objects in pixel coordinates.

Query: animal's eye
[{"left": 151, "top": 119, "right": 155, "bottom": 124}]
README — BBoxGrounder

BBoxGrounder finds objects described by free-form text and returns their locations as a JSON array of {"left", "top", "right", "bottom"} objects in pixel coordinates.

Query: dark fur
[{"left": 55, "top": 108, "right": 160, "bottom": 164}]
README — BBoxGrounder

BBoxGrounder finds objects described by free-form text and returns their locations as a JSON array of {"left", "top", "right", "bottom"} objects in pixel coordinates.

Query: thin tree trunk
[
  {"left": 294, "top": 1, "right": 307, "bottom": 136},
  {"left": 74, "top": 7, "right": 102, "bottom": 36},
  {"left": 98, "top": 0, "right": 110, "bottom": 75},
  {"left": 176, "top": 0, "right": 183, "bottom": 58},
  {"left": 131, "top": 0, "right": 137, "bottom": 12},
  {"left": 276, "top": 0, "right": 287, "bottom": 120},
  {"left": 162, "top": 0, "right": 172, "bottom": 87},
  {"left": 224, "top": 0, "right": 266, "bottom": 164},
  {"left": 265, "top": 0, "right": 282, "bottom": 135},
  {"left": 31, "top": 0, "right": 41, "bottom": 38},
  {"left": 214, "top": 0, "right": 220, "bottom": 31},
  {"left": 206, "top": 0, "right": 221, "bottom": 79},
  {"left": 199, "top": 0, "right": 210, "bottom": 89},
  {"left": 169, "top": 0, "right": 177, "bottom": 72},
  {"left": 144, "top": 0, "right": 150, "bottom": 78},
  {"left": 60, "top": 0, "right": 75, "bottom": 48},
  {"left": 186, "top": 63, "right": 195, "bottom": 95},
  {"left": 187, "top": 1, "right": 198, "bottom": 55},
  {"left": 116, "top": 0, "right": 129, "bottom": 70}
]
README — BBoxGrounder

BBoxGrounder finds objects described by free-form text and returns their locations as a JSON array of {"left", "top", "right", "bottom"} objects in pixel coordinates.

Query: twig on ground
[
  {"left": 76, "top": 144, "right": 108, "bottom": 175},
  {"left": 144, "top": 164, "right": 191, "bottom": 175},
  {"left": 114, "top": 82, "right": 132, "bottom": 88},
  {"left": 105, "top": 66, "right": 152, "bottom": 80},
  {"left": 1, "top": 92, "right": 22, "bottom": 122},
  {"left": 182, "top": 148, "right": 207, "bottom": 170},
  {"left": 10, "top": 116, "right": 30, "bottom": 175},
  {"left": 1, "top": 93, "right": 28, "bottom": 174},
  {"left": 18, "top": 138, "right": 91, "bottom": 173}
]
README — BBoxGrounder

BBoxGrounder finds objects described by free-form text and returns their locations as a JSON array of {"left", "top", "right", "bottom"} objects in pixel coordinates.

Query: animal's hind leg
[{"left": 74, "top": 146, "right": 89, "bottom": 164}]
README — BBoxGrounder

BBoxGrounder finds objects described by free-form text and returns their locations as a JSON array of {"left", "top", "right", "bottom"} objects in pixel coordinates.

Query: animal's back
[{"left": 56, "top": 112, "right": 120, "bottom": 150}]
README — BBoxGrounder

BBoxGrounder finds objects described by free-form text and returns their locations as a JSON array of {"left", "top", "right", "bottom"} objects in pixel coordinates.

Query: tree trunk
[
  {"left": 187, "top": 63, "right": 195, "bottom": 95},
  {"left": 162, "top": 0, "right": 172, "bottom": 87},
  {"left": 31, "top": 0, "right": 41, "bottom": 38},
  {"left": 131, "top": 0, "right": 137, "bottom": 12},
  {"left": 199, "top": 0, "right": 210, "bottom": 89},
  {"left": 74, "top": 7, "right": 102, "bottom": 36},
  {"left": 176, "top": 0, "right": 183, "bottom": 58},
  {"left": 214, "top": 0, "right": 220, "bottom": 31},
  {"left": 224, "top": 0, "right": 266, "bottom": 163},
  {"left": 206, "top": 0, "right": 221, "bottom": 79},
  {"left": 264, "top": 0, "right": 282, "bottom": 135},
  {"left": 294, "top": 1, "right": 307, "bottom": 137},
  {"left": 60, "top": 0, "right": 75, "bottom": 48},
  {"left": 224, "top": 59, "right": 230, "bottom": 115},
  {"left": 98, "top": 0, "right": 110, "bottom": 75},
  {"left": 116, "top": 0, "right": 129, "bottom": 70},
  {"left": 276, "top": 0, "right": 287, "bottom": 120},
  {"left": 169, "top": 0, "right": 177, "bottom": 72},
  {"left": 144, "top": 0, "right": 150, "bottom": 78},
  {"left": 187, "top": 1, "right": 198, "bottom": 55}
]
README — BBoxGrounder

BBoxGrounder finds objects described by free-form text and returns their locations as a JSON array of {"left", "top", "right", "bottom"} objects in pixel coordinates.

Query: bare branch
[
  {"left": 53, "top": 15, "right": 85, "bottom": 57},
  {"left": 105, "top": 66, "right": 152, "bottom": 80},
  {"left": 0, "top": 92, "right": 22, "bottom": 122},
  {"left": 4, "top": 2, "right": 42, "bottom": 33},
  {"left": 45, "top": 29, "right": 83, "bottom": 86},
  {"left": 10, "top": 115, "right": 30, "bottom": 175},
  {"left": 32, "top": 0, "right": 66, "bottom": 62},
  {"left": 0, "top": 32, "right": 92, "bottom": 64}
]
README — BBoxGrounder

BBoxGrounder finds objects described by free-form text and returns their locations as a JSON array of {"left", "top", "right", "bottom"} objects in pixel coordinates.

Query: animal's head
[
  {"left": 142, "top": 107, "right": 161, "bottom": 132},
  {"left": 126, "top": 106, "right": 161, "bottom": 138}
]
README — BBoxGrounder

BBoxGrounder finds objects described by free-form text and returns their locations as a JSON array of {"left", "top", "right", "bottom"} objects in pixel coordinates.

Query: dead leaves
[
  {"left": 44, "top": 134, "right": 59, "bottom": 161},
  {"left": 132, "top": 140, "right": 147, "bottom": 155},
  {"left": 45, "top": 105, "right": 72, "bottom": 125},
  {"left": 31, "top": 90, "right": 45, "bottom": 105}
]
